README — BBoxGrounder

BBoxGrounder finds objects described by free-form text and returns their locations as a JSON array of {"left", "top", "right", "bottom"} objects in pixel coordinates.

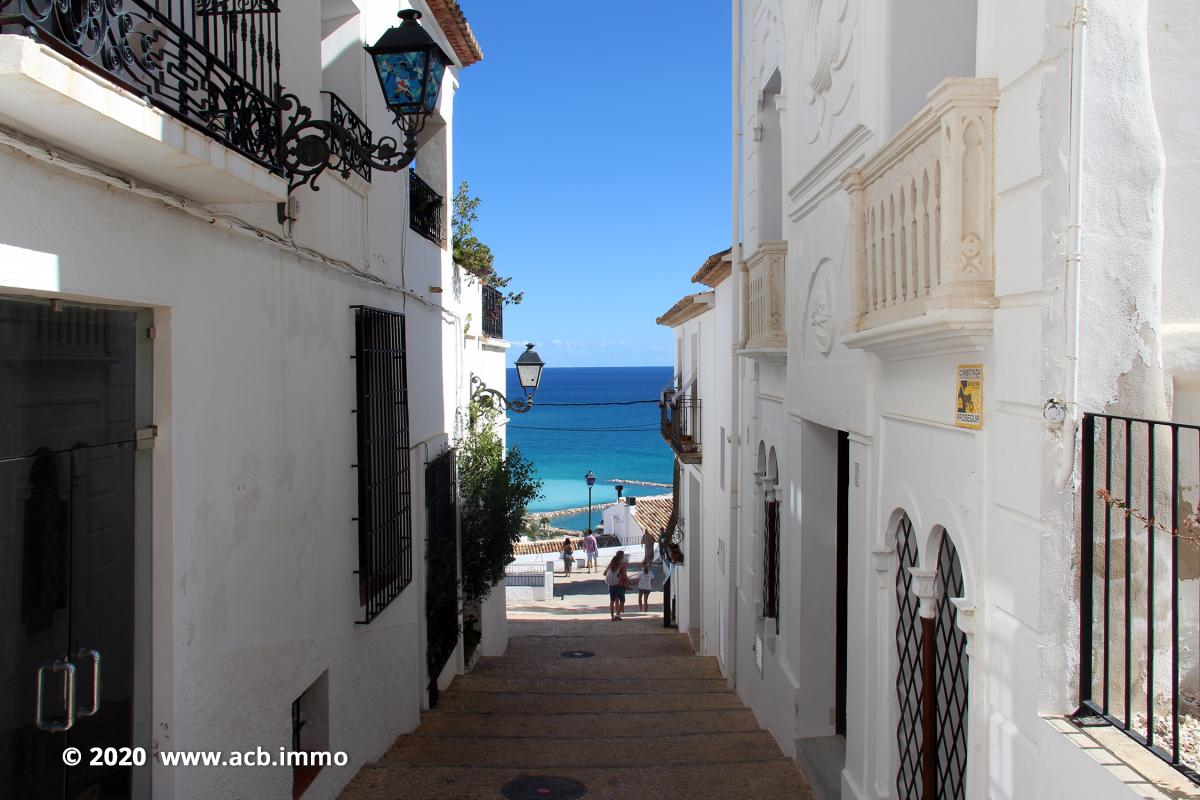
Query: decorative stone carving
[
  {"left": 742, "top": 241, "right": 789, "bottom": 353},
  {"left": 840, "top": 79, "right": 1000, "bottom": 349},
  {"left": 805, "top": 259, "right": 836, "bottom": 357},
  {"left": 801, "top": 0, "right": 860, "bottom": 144}
]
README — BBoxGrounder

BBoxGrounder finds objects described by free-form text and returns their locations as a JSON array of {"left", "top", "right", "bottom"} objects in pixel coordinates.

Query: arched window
[{"left": 894, "top": 517, "right": 969, "bottom": 800}]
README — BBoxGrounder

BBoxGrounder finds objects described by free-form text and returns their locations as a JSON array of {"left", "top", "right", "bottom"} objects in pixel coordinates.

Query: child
[{"left": 637, "top": 560, "right": 653, "bottom": 611}]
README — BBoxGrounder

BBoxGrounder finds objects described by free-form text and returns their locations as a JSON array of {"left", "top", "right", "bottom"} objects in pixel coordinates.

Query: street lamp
[
  {"left": 471, "top": 344, "right": 546, "bottom": 415},
  {"left": 585, "top": 470, "right": 596, "bottom": 534},
  {"left": 279, "top": 9, "right": 452, "bottom": 193}
]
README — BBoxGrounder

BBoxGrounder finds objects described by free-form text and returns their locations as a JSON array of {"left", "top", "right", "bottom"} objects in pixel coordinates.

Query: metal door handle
[
  {"left": 35, "top": 660, "right": 76, "bottom": 732},
  {"left": 75, "top": 649, "right": 101, "bottom": 717}
]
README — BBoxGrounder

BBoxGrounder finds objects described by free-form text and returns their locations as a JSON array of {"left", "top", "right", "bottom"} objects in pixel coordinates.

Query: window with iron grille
[
  {"left": 409, "top": 169, "right": 445, "bottom": 246},
  {"left": 762, "top": 497, "right": 781, "bottom": 630},
  {"left": 352, "top": 306, "right": 412, "bottom": 623}
]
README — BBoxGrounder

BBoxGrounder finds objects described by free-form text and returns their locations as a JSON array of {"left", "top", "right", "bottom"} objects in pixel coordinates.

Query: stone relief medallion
[
  {"left": 805, "top": 259, "right": 836, "bottom": 358},
  {"left": 801, "top": 0, "right": 860, "bottom": 145}
]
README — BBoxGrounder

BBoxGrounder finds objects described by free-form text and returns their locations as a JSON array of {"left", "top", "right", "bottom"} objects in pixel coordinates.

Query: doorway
[{"left": 0, "top": 296, "right": 151, "bottom": 799}]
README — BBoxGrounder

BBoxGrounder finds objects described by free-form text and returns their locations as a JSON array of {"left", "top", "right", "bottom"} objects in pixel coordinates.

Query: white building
[
  {"left": 601, "top": 494, "right": 674, "bottom": 551},
  {"left": 658, "top": 1, "right": 1200, "bottom": 798},
  {"left": 0, "top": 2, "right": 510, "bottom": 798}
]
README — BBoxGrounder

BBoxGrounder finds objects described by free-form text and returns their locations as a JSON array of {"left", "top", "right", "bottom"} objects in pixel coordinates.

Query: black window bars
[
  {"left": 409, "top": 169, "right": 445, "bottom": 246},
  {"left": 1078, "top": 412, "right": 1200, "bottom": 782},
  {"left": 482, "top": 284, "right": 504, "bottom": 339},
  {"left": 352, "top": 306, "right": 412, "bottom": 624}
]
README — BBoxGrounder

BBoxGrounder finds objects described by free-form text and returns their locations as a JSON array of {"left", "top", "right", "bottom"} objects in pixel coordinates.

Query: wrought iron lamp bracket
[
  {"left": 278, "top": 92, "right": 427, "bottom": 195},
  {"left": 470, "top": 375, "right": 533, "bottom": 415}
]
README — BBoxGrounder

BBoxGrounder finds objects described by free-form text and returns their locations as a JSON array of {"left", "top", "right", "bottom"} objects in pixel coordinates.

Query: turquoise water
[{"left": 506, "top": 366, "right": 674, "bottom": 514}]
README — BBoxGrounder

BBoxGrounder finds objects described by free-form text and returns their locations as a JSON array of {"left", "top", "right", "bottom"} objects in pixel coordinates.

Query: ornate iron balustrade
[
  {"left": 659, "top": 391, "right": 700, "bottom": 463},
  {"left": 481, "top": 284, "right": 503, "bottom": 339},
  {"left": 408, "top": 169, "right": 444, "bottom": 246},
  {"left": 1078, "top": 413, "right": 1200, "bottom": 783},
  {"left": 0, "top": 0, "right": 282, "bottom": 173},
  {"left": 323, "top": 91, "right": 372, "bottom": 182}
]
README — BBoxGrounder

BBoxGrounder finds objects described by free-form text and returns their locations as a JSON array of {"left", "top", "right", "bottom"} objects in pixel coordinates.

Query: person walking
[
  {"left": 583, "top": 529, "right": 599, "bottom": 573},
  {"left": 604, "top": 551, "right": 631, "bottom": 620},
  {"left": 561, "top": 536, "right": 575, "bottom": 576},
  {"left": 643, "top": 527, "right": 658, "bottom": 566},
  {"left": 637, "top": 560, "right": 654, "bottom": 612}
]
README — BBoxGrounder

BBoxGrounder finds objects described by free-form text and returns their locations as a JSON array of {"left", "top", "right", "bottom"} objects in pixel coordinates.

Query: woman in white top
[{"left": 637, "top": 560, "right": 654, "bottom": 612}]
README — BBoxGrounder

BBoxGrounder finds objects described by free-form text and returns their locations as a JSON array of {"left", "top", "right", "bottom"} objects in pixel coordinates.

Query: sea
[{"left": 505, "top": 366, "right": 675, "bottom": 528}]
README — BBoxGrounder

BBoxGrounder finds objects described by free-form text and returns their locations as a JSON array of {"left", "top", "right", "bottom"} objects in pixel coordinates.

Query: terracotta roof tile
[
  {"left": 691, "top": 247, "right": 733, "bottom": 287},
  {"left": 426, "top": 0, "right": 483, "bottom": 67},
  {"left": 632, "top": 495, "right": 674, "bottom": 537},
  {"left": 656, "top": 292, "right": 713, "bottom": 327}
]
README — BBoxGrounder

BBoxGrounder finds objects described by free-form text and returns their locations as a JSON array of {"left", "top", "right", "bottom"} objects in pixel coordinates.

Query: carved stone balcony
[
  {"left": 841, "top": 79, "right": 1000, "bottom": 359},
  {"left": 742, "top": 240, "right": 787, "bottom": 356}
]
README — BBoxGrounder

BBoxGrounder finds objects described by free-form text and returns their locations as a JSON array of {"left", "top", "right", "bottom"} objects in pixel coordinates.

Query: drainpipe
[
  {"left": 726, "top": 0, "right": 743, "bottom": 687},
  {"left": 1053, "top": 1, "right": 1088, "bottom": 492}
]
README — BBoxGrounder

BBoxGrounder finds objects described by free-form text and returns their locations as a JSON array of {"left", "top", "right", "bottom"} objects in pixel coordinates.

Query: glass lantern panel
[
  {"left": 372, "top": 51, "right": 430, "bottom": 113},
  {"left": 423, "top": 59, "right": 446, "bottom": 113},
  {"left": 515, "top": 363, "right": 542, "bottom": 390}
]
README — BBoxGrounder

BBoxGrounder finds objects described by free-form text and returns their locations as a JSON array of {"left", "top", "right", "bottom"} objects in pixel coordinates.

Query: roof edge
[{"left": 426, "top": 0, "right": 483, "bottom": 67}]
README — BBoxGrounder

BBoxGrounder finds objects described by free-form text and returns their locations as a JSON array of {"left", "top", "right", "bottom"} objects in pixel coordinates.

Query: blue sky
[{"left": 453, "top": 1, "right": 731, "bottom": 368}]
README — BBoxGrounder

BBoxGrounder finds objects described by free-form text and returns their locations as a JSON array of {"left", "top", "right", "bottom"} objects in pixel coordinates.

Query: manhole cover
[
  {"left": 560, "top": 650, "right": 594, "bottom": 659},
  {"left": 502, "top": 776, "right": 586, "bottom": 800}
]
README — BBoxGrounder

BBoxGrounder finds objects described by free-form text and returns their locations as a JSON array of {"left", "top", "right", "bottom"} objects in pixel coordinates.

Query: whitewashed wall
[{"left": 0, "top": 2, "right": 500, "bottom": 798}]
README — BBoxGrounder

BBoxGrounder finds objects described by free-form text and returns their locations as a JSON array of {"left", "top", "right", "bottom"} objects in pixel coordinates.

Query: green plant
[
  {"left": 452, "top": 181, "right": 524, "bottom": 305},
  {"left": 458, "top": 403, "right": 543, "bottom": 603}
]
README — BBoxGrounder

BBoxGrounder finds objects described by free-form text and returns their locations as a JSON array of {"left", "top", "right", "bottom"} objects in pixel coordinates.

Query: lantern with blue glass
[{"left": 278, "top": 9, "right": 452, "bottom": 194}]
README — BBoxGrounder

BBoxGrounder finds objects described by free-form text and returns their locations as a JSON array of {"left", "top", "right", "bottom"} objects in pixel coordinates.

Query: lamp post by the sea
[{"left": 585, "top": 471, "right": 597, "bottom": 534}]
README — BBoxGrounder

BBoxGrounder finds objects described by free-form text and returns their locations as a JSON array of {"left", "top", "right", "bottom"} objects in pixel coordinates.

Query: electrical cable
[
  {"left": 529, "top": 400, "right": 660, "bottom": 407},
  {"left": 507, "top": 424, "right": 660, "bottom": 433}
]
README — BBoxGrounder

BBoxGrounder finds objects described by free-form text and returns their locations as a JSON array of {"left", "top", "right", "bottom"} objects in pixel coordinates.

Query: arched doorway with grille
[{"left": 894, "top": 516, "right": 970, "bottom": 800}]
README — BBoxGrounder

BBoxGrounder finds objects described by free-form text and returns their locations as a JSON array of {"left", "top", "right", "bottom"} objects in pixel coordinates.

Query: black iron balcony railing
[
  {"left": 323, "top": 91, "right": 372, "bottom": 182},
  {"left": 660, "top": 391, "right": 700, "bottom": 463},
  {"left": 1077, "top": 412, "right": 1200, "bottom": 782},
  {"left": 0, "top": 0, "right": 282, "bottom": 173},
  {"left": 409, "top": 169, "right": 444, "bottom": 246},
  {"left": 482, "top": 284, "right": 503, "bottom": 339}
]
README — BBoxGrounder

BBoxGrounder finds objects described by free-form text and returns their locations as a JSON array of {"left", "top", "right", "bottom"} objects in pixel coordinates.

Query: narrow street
[{"left": 338, "top": 573, "right": 814, "bottom": 799}]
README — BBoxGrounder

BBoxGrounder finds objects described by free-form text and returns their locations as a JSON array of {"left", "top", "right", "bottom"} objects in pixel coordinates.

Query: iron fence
[
  {"left": 660, "top": 392, "right": 701, "bottom": 461},
  {"left": 482, "top": 284, "right": 503, "bottom": 339},
  {"left": 409, "top": 169, "right": 444, "bottom": 246},
  {"left": 1078, "top": 412, "right": 1200, "bottom": 782},
  {"left": 323, "top": 91, "right": 372, "bottom": 182},
  {"left": 352, "top": 306, "right": 412, "bottom": 624},
  {"left": 0, "top": 0, "right": 282, "bottom": 172}
]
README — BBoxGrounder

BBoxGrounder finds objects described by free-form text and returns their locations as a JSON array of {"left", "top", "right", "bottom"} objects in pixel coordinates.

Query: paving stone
[{"left": 414, "top": 708, "right": 761, "bottom": 738}]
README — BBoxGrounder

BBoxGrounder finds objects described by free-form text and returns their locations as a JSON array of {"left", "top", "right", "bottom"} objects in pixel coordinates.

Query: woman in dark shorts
[{"left": 604, "top": 551, "right": 631, "bottom": 620}]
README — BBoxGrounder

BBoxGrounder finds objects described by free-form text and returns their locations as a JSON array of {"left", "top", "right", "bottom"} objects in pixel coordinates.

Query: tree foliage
[
  {"left": 452, "top": 181, "right": 523, "bottom": 305},
  {"left": 458, "top": 405, "right": 543, "bottom": 603}
]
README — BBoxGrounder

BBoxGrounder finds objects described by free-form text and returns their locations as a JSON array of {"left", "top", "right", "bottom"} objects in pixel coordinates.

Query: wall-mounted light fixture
[
  {"left": 278, "top": 9, "right": 450, "bottom": 194},
  {"left": 471, "top": 344, "right": 546, "bottom": 415}
]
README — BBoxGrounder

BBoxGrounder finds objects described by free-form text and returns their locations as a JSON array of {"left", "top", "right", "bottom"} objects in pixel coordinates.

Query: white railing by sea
[
  {"left": 743, "top": 240, "right": 788, "bottom": 350},
  {"left": 842, "top": 79, "right": 1000, "bottom": 336}
]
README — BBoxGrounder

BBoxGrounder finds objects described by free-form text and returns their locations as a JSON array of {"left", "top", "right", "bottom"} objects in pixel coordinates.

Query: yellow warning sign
[{"left": 955, "top": 364, "right": 983, "bottom": 429}]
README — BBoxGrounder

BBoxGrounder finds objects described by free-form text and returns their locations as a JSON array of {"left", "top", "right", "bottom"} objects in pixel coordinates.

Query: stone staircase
[{"left": 338, "top": 616, "right": 814, "bottom": 800}]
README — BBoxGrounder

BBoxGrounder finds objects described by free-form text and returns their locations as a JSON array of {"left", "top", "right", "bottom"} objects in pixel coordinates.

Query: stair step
[
  {"left": 434, "top": 690, "right": 747, "bottom": 714},
  {"left": 378, "top": 731, "right": 788, "bottom": 768},
  {"left": 415, "top": 708, "right": 761, "bottom": 738},
  {"left": 448, "top": 673, "right": 731, "bottom": 695},
  {"left": 504, "top": 633, "right": 696, "bottom": 658},
  {"left": 470, "top": 654, "right": 721, "bottom": 679},
  {"left": 339, "top": 762, "right": 814, "bottom": 800}
]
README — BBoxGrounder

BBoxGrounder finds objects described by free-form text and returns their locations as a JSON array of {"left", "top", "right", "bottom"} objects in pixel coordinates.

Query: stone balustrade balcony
[
  {"left": 841, "top": 79, "right": 1000, "bottom": 357},
  {"left": 742, "top": 240, "right": 788, "bottom": 355}
]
